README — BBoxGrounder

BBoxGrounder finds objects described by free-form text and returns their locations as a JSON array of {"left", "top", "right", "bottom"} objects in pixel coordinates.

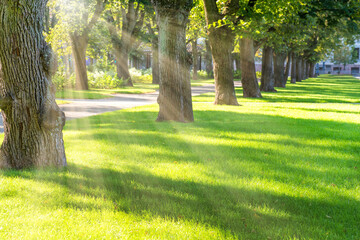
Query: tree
[
  {"left": 151, "top": 0, "right": 194, "bottom": 122},
  {"left": 332, "top": 44, "right": 358, "bottom": 73},
  {"left": 202, "top": 0, "right": 239, "bottom": 105},
  {"left": 187, "top": 3, "right": 207, "bottom": 81},
  {"left": 55, "top": 0, "right": 107, "bottom": 90},
  {"left": 260, "top": 46, "right": 276, "bottom": 92},
  {"left": 146, "top": 14, "right": 160, "bottom": 84},
  {"left": 106, "top": 0, "right": 145, "bottom": 86},
  {"left": 0, "top": 0, "right": 66, "bottom": 169}
]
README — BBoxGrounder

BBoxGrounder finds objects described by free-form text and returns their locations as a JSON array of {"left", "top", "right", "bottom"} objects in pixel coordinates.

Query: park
[{"left": 0, "top": 0, "right": 359, "bottom": 239}]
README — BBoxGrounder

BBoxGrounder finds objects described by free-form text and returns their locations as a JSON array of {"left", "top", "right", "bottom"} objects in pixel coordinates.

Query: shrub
[
  {"left": 234, "top": 70, "right": 241, "bottom": 79},
  {"left": 88, "top": 71, "right": 123, "bottom": 89},
  {"left": 256, "top": 71, "right": 261, "bottom": 80},
  {"left": 52, "top": 73, "right": 75, "bottom": 90},
  {"left": 129, "top": 68, "right": 152, "bottom": 83}
]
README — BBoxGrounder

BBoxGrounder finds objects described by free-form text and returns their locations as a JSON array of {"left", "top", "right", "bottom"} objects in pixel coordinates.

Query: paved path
[
  {"left": 60, "top": 84, "right": 216, "bottom": 120},
  {"left": 0, "top": 82, "right": 243, "bottom": 133}
]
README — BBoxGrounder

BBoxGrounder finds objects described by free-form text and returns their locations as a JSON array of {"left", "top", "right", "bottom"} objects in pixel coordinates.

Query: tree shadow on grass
[
  {"left": 2, "top": 163, "right": 359, "bottom": 239},
  {"left": 1, "top": 103, "right": 359, "bottom": 239},
  {"left": 234, "top": 75, "right": 360, "bottom": 103}
]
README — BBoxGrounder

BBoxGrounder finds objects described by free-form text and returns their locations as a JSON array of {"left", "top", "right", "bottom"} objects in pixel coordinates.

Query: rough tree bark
[
  {"left": 291, "top": 53, "right": 296, "bottom": 83},
  {"left": 152, "top": 0, "right": 194, "bottom": 122},
  {"left": 69, "top": 0, "right": 106, "bottom": 90},
  {"left": 0, "top": 0, "right": 66, "bottom": 169},
  {"left": 260, "top": 46, "right": 276, "bottom": 92},
  {"left": 274, "top": 51, "right": 287, "bottom": 88},
  {"left": 203, "top": 0, "right": 238, "bottom": 105},
  {"left": 205, "top": 40, "right": 213, "bottom": 78},
  {"left": 240, "top": 37, "right": 262, "bottom": 98},
  {"left": 192, "top": 39, "right": 198, "bottom": 80}
]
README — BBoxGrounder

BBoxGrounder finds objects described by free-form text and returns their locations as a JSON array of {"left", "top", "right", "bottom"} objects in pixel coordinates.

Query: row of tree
[{"left": 0, "top": 0, "right": 359, "bottom": 169}]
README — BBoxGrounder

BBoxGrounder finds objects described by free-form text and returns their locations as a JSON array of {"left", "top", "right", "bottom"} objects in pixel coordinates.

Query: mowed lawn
[{"left": 0, "top": 75, "right": 359, "bottom": 239}]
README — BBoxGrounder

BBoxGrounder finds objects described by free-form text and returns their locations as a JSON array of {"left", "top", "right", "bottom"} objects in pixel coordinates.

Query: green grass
[
  {"left": 193, "top": 75, "right": 360, "bottom": 103},
  {"left": 191, "top": 78, "right": 215, "bottom": 86},
  {"left": 56, "top": 79, "right": 216, "bottom": 99},
  {"left": 56, "top": 100, "right": 70, "bottom": 105},
  {"left": 56, "top": 89, "right": 114, "bottom": 99},
  {"left": 56, "top": 83, "right": 159, "bottom": 99},
  {"left": 1, "top": 75, "right": 360, "bottom": 239}
]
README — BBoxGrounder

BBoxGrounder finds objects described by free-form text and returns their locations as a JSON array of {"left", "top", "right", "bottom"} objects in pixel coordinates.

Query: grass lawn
[
  {"left": 0, "top": 75, "right": 359, "bottom": 239},
  {"left": 191, "top": 78, "right": 215, "bottom": 86},
  {"left": 56, "top": 100, "right": 70, "bottom": 105},
  {"left": 193, "top": 74, "right": 360, "bottom": 103},
  {"left": 56, "top": 83, "right": 159, "bottom": 99},
  {"left": 56, "top": 79, "right": 215, "bottom": 100}
]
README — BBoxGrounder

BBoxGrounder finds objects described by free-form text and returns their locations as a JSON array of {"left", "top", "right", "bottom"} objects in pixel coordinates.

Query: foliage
[
  {"left": 233, "top": 70, "right": 241, "bottom": 79},
  {"left": 190, "top": 70, "right": 209, "bottom": 80},
  {"left": 53, "top": 73, "right": 76, "bottom": 90},
  {"left": 331, "top": 44, "right": 358, "bottom": 71},
  {"left": 88, "top": 71, "right": 124, "bottom": 89},
  {"left": 256, "top": 71, "right": 262, "bottom": 80},
  {"left": 129, "top": 68, "right": 152, "bottom": 83}
]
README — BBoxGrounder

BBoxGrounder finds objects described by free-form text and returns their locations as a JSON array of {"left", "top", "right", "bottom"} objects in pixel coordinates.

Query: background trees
[{"left": 58, "top": 0, "right": 108, "bottom": 90}]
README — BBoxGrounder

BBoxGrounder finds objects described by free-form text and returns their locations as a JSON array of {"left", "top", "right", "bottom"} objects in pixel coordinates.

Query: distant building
[{"left": 317, "top": 40, "right": 360, "bottom": 75}]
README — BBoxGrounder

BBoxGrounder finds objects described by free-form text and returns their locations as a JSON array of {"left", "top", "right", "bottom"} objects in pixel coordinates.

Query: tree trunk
[
  {"left": 240, "top": 38, "right": 262, "bottom": 98},
  {"left": 260, "top": 46, "right": 276, "bottom": 92},
  {"left": 306, "top": 61, "right": 310, "bottom": 79},
  {"left": 203, "top": 0, "right": 238, "bottom": 105},
  {"left": 205, "top": 40, "right": 213, "bottom": 78},
  {"left": 309, "top": 62, "right": 315, "bottom": 78},
  {"left": 296, "top": 57, "right": 302, "bottom": 82},
  {"left": 301, "top": 59, "right": 306, "bottom": 80},
  {"left": 283, "top": 52, "right": 291, "bottom": 87},
  {"left": 153, "top": 1, "right": 194, "bottom": 122},
  {"left": 234, "top": 55, "right": 241, "bottom": 72},
  {"left": 118, "top": 48, "right": 133, "bottom": 86},
  {"left": 274, "top": 51, "right": 286, "bottom": 88},
  {"left": 70, "top": 33, "right": 89, "bottom": 90},
  {"left": 291, "top": 53, "right": 296, "bottom": 83},
  {"left": 192, "top": 39, "right": 198, "bottom": 80},
  {"left": 152, "top": 36, "right": 160, "bottom": 84},
  {"left": 0, "top": 0, "right": 66, "bottom": 169},
  {"left": 207, "top": 28, "right": 238, "bottom": 104}
]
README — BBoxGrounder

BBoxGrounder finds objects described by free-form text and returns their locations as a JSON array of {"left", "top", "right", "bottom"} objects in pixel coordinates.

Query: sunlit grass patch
[
  {"left": 56, "top": 83, "right": 159, "bottom": 99},
  {"left": 0, "top": 97, "right": 359, "bottom": 239},
  {"left": 191, "top": 78, "right": 214, "bottom": 86},
  {"left": 193, "top": 75, "right": 360, "bottom": 103}
]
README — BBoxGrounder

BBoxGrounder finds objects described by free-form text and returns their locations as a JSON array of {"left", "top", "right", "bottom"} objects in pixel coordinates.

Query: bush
[
  {"left": 234, "top": 70, "right": 241, "bottom": 79},
  {"left": 256, "top": 71, "right": 261, "bottom": 80},
  {"left": 88, "top": 71, "right": 123, "bottom": 89},
  {"left": 129, "top": 68, "right": 152, "bottom": 83},
  {"left": 52, "top": 73, "right": 75, "bottom": 90},
  {"left": 191, "top": 70, "right": 211, "bottom": 79}
]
